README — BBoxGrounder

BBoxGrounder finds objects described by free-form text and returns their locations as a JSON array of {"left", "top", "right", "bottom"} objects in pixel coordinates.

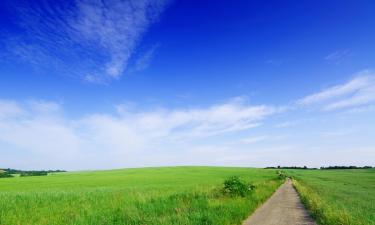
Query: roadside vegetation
[
  {"left": 0, "top": 167, "right": 282, "bottom": 225},
  {"left": 221, "top": 176, "right": 256, "bottom": 197},
  {"left": 286, "top": 169, "right": 375, "bottom": 225}
]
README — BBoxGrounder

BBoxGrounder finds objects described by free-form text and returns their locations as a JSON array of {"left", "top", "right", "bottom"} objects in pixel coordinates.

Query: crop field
[
  {"left": 286, "top": 169, "right": 375, "bottom": 225},
  {"left": 0, "top": 167, "right": 282, "bottom": 225}
]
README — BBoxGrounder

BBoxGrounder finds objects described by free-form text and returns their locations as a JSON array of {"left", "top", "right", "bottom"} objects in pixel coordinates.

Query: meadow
[
  {"left": 0, "top": 167, "right": 282, "bottom": 225},
  {"left": 286, "top": 169, "right": 375, "bottom": 225}
]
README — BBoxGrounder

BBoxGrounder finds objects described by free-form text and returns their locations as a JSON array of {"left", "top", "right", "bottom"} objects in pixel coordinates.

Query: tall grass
[
  {"left": 293, "top": 179, "right": 353, "bottom": 225},
  {"left": 287, "top": 169, "right": 375, "bottom": 225},
  {"left": 0, "top": 167, "right": 282, "bottom": 225}
]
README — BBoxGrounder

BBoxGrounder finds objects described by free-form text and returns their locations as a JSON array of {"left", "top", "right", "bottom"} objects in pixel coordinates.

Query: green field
[
  {"left": 286, "top": 169, "right": 375, "bottom": 225},
  {"left": 0, "top": 167, "right": 282, "bottom": 225},
  {"left": 2, "top": 167, "right": 374, "bottom": 225}
]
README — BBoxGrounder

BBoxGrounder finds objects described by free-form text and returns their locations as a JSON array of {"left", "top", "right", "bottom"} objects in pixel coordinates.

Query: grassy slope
[
  {"left": 0, "top": 167, "right": 282, "bottom": 225},
  {"left": 286, "top": 169, "right": 375, "bottom": 225}
]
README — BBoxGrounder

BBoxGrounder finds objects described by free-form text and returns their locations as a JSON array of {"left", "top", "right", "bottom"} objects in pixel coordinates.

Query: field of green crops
[
  {"left": 0, "top": 167, "right": 282, "bottom": 225},
  {"left": 286, "top": 169, "right": 375, "bottom": 225}
]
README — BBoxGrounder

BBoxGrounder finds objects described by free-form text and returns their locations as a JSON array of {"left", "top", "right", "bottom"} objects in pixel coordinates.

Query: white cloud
[
  {"left": 4, "top": 0, "right": 170, "bottom": 82},
  {"left": 98, "top": 98, "right": 278, "bottom": 140},
  {"left": 242, "top": 136, "right": 268, "bottom": 144},
  {"left": 132, "top": 44, "right": 159, "bottom": 72},
  {"left": 275, "top": 121, "right": 295, "bottom": 128},
  {"left": 28, "top": 100, "right": 61, "bottom": 114},
  {"left": 0, "top": 98, "right": 278, "bottom": 170},
  {"left": 321, "top": 130, "right": 354, "bottom": 138},
  {"left": 0, "top": 100, "right": 24, "bottom": 119},
  {"left": 241, "top": 135, "right": 287, "bottom": 145},
  {"left": 297, "top": 70, "right": 375, "bottom": 111},
  {"left": 324, "top": 49, "right": 350, "bottom": 63},
  {"left": 72, "top": 0, "right": 168, "bottom": 79},
  {"left": 2, "top": 70, "right": 375, "bottom": 170}
]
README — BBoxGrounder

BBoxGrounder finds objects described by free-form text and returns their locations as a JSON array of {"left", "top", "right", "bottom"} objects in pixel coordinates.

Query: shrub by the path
[{"left": 222, "top": 176, "right": 255, "bottom": 197}]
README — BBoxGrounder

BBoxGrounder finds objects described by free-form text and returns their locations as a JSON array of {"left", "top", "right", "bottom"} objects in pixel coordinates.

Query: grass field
[
  {"left": 286, "top": 169, "right": 375, "bottom": 225},
  {"left": 0, "top": 167, "right": 282, "bottom": 225}
]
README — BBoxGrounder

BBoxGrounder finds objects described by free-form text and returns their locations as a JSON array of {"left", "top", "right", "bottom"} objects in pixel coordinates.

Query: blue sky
[{"left": 1, "top": 0, "right": 375, "bottom": 170}]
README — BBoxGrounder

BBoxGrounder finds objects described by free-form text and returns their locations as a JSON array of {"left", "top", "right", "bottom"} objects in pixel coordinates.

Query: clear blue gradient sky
[{"left": 1, "top": 0, "right": 375, "bottom": 170}]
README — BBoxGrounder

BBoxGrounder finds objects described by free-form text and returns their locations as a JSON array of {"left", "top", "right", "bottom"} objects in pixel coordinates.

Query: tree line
[
  {"left": 320, "top": 166, "right": 373, "bottom": 169},
  {"left": 265, "top": 166, "right": 373, "bottom": 170},
  {"left": 0, "top": 168, "right": 66, "bottom": 178}
]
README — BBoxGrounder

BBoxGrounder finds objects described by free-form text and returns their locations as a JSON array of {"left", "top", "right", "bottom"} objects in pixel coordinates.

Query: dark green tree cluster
[
  {"left": 265, "top": 166, "right": 317, "bottom": 169},
  {"left": 0, "top": 168, "right": 66, "bottom": 178},
  {"left": 320, "top": 166, "right": 373, "bottom": 169},
  {"left": 0, "top": 170, "right": 12, "bottom": 178},
  {"left": 20, "top": 171, "right": 48, "bottom": 177}
]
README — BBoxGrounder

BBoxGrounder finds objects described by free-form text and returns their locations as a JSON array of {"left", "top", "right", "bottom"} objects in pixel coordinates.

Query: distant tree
[
  {"left": 20, "top": 171, "right": 48, "bottom": 177},
  {"left": 265, "top": 166, "right": 317, "bottom": 170},
  {"left": 0, "top": 170, "right": 12, "bottom": 178},
  {"left": 0, "top": 168, "right": 66, "bottom": 177},
  {"left": 320, "top": 166, "right": 373, "bottom": 170}
]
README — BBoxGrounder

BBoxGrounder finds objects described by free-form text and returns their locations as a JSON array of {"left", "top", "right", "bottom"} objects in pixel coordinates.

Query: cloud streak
[
  {"left": 297, "top": 70, "right": 375, "bottom": 111},
  {"left": 324, "top": 49, "right": 350, "bottom": 64},
  {"left": 1, "top": 70, "right": 375, "bottom": 169},
  {"left": 0, "top": 98, "right": 278, "bottom": 170},
  {"left": 3, "top": 0, "right": 170, "bottom": 83}
]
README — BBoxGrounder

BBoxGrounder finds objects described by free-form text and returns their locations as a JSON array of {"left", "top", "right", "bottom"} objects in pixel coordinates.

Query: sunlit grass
[
  {"left": 0, "top": 167, "right": 282, "bottom": 225},
  {"left": 286, "top": 169, "right": 375, "bottom": 225}
]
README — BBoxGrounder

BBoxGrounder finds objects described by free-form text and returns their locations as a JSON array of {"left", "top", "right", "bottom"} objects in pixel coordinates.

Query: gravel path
[{"left": 242, "top": 179, "right": 317, "bottom": 225}]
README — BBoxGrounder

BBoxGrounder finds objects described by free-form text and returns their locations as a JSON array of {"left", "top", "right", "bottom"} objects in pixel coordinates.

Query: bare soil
[{"left": 242, "top": 179, "right": 317, "bottom": 225}]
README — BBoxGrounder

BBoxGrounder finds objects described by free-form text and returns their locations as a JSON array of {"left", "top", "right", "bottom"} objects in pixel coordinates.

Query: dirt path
[{"left": 242, "top": 179, "right": 317, "bottom": 225}]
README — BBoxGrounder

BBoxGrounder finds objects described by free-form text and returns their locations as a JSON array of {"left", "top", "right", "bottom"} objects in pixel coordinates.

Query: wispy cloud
[
  {"left": 3, "top": 0, "right": 170, "bottom": 83},
  {"left": 131, "top": 44, "right": 160, "bottom": 72},
  {"left": 241, "top": 135, "right": 287, "bottom": 144},
  {"left": 321, "top": 130, "right": 354, "bottom": 138},
  {"left": 113, "top": 97, "right": 279, "bottom": 139},
  {"left": 0, "top": 100, "right": 24, "bottom": 119},
  {"left": 297, "top": 70, "right": 375, "bottom": 111},
  {"left": 0, "top": 98, "right": 279, "bottom": 169},
  {"left": 324, "top": 49, "right": 350, "bottom": 64},
  {"left": 2, "top": 69, "right": 375, "bottom": 169},
  {"left": 241, "top": 136, "right": 268, "bottom": 144},
  {"left": 275, "top": 121, "right": 296, "bottom": 128}
]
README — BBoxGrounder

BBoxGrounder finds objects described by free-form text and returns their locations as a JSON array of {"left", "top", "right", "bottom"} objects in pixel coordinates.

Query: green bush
[
  {"left": 222, "top": 176, "right": 255, "bottom": 197},
  {"left": 0, "top": 171, "right": 12, "bottom": 178},
  {"left": 277, "top": 171, "right": 287, "bottom": 180}
]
